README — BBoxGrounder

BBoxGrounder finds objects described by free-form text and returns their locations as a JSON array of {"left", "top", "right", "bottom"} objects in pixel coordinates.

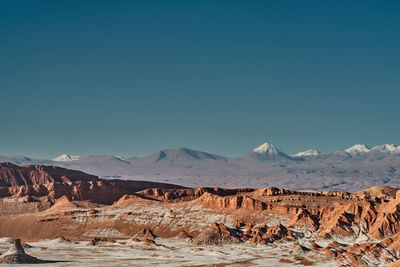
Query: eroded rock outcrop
[
  {"left": 262, "top": 223, "right": 300, "bottom": 242},
  {"left": 0, "top": 167, "right": 399, "bottom": 266},
  {"left": 195, "top": 192, "right": 267, "bottom": 211},
  {"left": 134, "top": 228, "right": 157, "bottom": 240},
  {"left": 176, "top": 230, "right": 192, "bottom": 239},
  {"left": 285, "top": 193, "right": 400, "bottom": 241},
  {"left": 0, "top": 239, "right": 44, "bottom": 264},
  {"left": 287, "top": 209, "right": 319, "bottom": 231},
  {"left": 0, "top": 164, "right": 186, "bottom": 215},
  {"left": 192, "top": 223, "right": 242, "bottom": 245},
  {"left": 0, "top": 162, "right": 99, "bottom": 186}
]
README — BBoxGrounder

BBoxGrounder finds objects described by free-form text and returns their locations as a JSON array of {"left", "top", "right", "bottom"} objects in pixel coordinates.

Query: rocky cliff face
[
  {"left": 1, "top": 163, "right": 400, "bottom": 266},
  {"left": 0, "top": 162, "right": 99, "bottom": 186},
  {"left": 0, "top": 163, "right": 186, "bottom": 212},
  {"left": 285, "top": 189, "right": 400, "bottom": 241}
]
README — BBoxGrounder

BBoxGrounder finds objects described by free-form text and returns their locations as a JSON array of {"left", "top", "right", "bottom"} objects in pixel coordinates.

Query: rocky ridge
[
  {"left": 0, "top": 239, "right": 45, "bottom": 264},
  {"left": 0, "top": 164, "right": 400, "bottom": 265},
  {"left": 2, "top": 142, "right": 400, "bottom": 192}
]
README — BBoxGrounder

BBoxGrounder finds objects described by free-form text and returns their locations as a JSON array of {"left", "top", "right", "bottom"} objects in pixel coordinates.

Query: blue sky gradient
[{"left": 1, "top": 0, "right": 399, "bottom": 158}]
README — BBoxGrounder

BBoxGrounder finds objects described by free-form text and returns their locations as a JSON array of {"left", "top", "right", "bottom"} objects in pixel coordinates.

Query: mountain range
[{"left": 1, "top": 142, "right": 400, "bottom": 191}]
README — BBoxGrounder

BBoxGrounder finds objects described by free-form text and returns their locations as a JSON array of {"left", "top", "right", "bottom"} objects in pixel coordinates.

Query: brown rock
[
  {"left": 132, "top": 227, "right": 157, "bottom": 240},
  {"left": 249, "top": 232, "right": 267, "bottom": 245},
  {"left": 287, "top": 208, "right": 319, "bottom": 231},
  {"left": 177, "top": 230, "right": 192, "bottom": 239},
  {"left": 90, "top": 237, "right": 116, "bottom": 245},
  {"left": 0, "top": 162, "right": 99, "bottom": 187},
  {"left": 0, "top": 239, "right": 44, "bottom": 264},
  {"left": 141, "top": 238, "right": 156, "bottom": 245},
  {"left": 192, "top": 223, "right": 242, "bottom": 245},
  {"left": 262, "top": 224, "right": 297, "bottom": 243}
]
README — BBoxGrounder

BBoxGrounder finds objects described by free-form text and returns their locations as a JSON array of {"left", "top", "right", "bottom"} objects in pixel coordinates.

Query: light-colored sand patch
[
  {"left": 82, "top": 228, "right": 129, "bottom": 239},
  {"left": 0, "top": 238, "right": 340, "bottom": 267}
]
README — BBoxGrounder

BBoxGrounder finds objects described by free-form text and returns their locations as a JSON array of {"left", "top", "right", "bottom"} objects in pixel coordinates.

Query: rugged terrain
[
  {"left": 0, "top": 164, "right": 400, "bottom": 265},
  {"left": 1, "top": 142, "right": 400, "bottom": 191}
]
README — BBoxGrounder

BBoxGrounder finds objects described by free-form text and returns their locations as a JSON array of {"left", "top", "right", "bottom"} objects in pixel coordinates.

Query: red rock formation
[
  {"left": 282, "top": 194, "right": 399, "bottom": 241},
  {"left": 137, "top": 187, "right": 254, "bottom": 202},
  {"left": 195, "top": 192, "right": 266, "bottom": 211},
  {"left": 134, "top": 228, "right": 157, "bottom": 240},
  {"left": 319, "top": 240, "right": 397, "bottom": 266},
  {"left": 249, "top": 232, "right": 267, "bottom": 245},
  {"left": 47, "top": 196, "right": 78, "bottom": 211},
  {"left": 177, "top": 230, "right": 192, "bottom": 239},
  {"left": 287, "top": 209, "right": 319, "bottom": 231},
  {"left": 368, "top": 198, "right": 400, "bottom": 239},
  {"left": 381, "top": 232, "right": 400, "bottom": 253},
  {"left": 0, "top": 167, "right": 400, "bottom": 266},
  {"left": 192, "top": 223, "right": 242, "bottom": 245},
  {"left": 292, "top": 241, "right": 311, "bottom": 253},
  {"left": 0, "top": 162, "right": 99, "bottom": 186},
  {"left": 141, "top": 238, "right": 156, "bottom": 245},
  {"left": 354, "top": 186, "right": 399, "bottom": 201},
  {"left": 262, "top": 224, "right": 299, "bottom": 242},
  {"left": 0, "top": 164, "right": 186, "bottom": 215},
  {"left": 0, "top": 239, "right": 45, "bottom": 264},
  {"left": 311, "top": 241, "right": 321, "bottom": 250}
]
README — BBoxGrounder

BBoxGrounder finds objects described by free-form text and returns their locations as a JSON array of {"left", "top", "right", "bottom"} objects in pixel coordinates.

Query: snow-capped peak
[
  {"left": 344, "top": 144, "right": 370, "bottom": 156},
  {"left": 52, "top": 154, "right": 81, "bottom": 162},
  {"left": 292, "top": 149, "right": 320, "bottom": 157},
  {"left": 371, "top": 144, "right": 400, "bottom": 153},
  {"left": 253, "top": 142, "right": 278, "bottom": 154},
  {"left": 113, "top": 155, "right": 126, "bottom": 161}
]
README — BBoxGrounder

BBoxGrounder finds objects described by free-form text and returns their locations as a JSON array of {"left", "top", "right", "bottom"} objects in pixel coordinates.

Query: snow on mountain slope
[
  {"left": 253, "top": 142, "right": 279, "bottom": 154},
  {"left": 291, "top": 149, "right": 320, "bottom": 157},
  {"left": 1, "top": 142, "right": 400, "bottom": 191},
  {"left": 371, "top": 144, "right": 400, "bottom": 153},
  {"left": 53, "top": 154, "right": 81, "bottom": 162},
  {"left": 0, "top": 156, "right": 33, "bottom": 165},
  {"left": 0, "top": 156, "right": 51, "bottom": 166},
  {"left": 53, "top": 155, "right": 131, "bottom": 179},
  {"left": 245, "top": 142, "right": 294, "bottom": 161},
  {"left": 137, "top": 147, "right": 227, "bottom": 163},
  {"left": 343, "top": 144, "right": 370, "bottom": 156}
]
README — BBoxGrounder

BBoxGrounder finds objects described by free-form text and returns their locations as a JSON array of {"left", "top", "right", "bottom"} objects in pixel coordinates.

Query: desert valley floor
[
  {"left": 0, "top": 237, "right": 339, "bottom": 266},
  {"left": 0, "top": 163, "right": 400, "bottom": 266}
]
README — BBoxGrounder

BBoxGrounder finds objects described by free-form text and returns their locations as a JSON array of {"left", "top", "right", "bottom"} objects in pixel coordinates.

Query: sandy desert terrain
[{"left": 0, "top": 163, "right": 399, "bottom": 266}]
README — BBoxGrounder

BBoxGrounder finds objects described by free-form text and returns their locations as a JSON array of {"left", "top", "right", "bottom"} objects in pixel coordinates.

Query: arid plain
[{"left": 0, "top": 163, "right": 399, "bottom": 266}]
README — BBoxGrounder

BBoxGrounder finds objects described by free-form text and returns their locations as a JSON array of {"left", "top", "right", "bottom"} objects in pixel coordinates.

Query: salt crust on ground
[{"left": 0, "top": 237, "right": 338, "bottom": 266}]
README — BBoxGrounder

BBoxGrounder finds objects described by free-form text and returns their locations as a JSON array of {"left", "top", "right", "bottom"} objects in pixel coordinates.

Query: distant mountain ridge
[
  {"left": 291, "top": 149, "right": 321, "bottom": 158},
  {"left": 0, "top": 142, "right": 400, "bottom": 191},
  {"left": 344, "top": 144, "right": 371, "bottom": 156},
  {"left": 246, "top": 142, "right": 294, "bottom": 161},
  {"left": 139, "top": 147, "right": 227, "bottom": 163},
  {"left": 0, "top": 162, "right": 98, "bottom": 187},
  {"left": 53, "top": 154, "right": 81, "bottom": 162}
]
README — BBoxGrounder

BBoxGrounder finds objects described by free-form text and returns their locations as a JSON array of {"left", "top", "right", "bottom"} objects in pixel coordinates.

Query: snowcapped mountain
[
  {"left": 53, "top": 154, "right": 81, "bottom": 162},
  {"left": 0, "top": 156, "right": 34, "bottom": 165},
  {"left": 292, "top": 149, "right": 320, "bottom": 158},
  {"left": 253, "top": 142, "right": 279, "bottom": 154},
  {"left": 371, "top": 144, "right": 400, "bottom": 154},
  {"left": 137, "top": 147, "right": 227, "bottom": 163},
  {"left": 343, "top": 144, "right": 370, "bottom": 157},
  {"left": 129, "top": 148, "right": 229, "bottom": 170},
  {"left": 244, "top": 142, "right": 294, "bottom": 161},
  {"left": 1, "top": 142, "right": 400, "bottom": 192}
]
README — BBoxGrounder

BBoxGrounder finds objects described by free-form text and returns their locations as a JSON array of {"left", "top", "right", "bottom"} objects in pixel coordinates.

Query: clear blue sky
[{"left": 1, "top": 0, "right": 399, "bottom": 158}]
